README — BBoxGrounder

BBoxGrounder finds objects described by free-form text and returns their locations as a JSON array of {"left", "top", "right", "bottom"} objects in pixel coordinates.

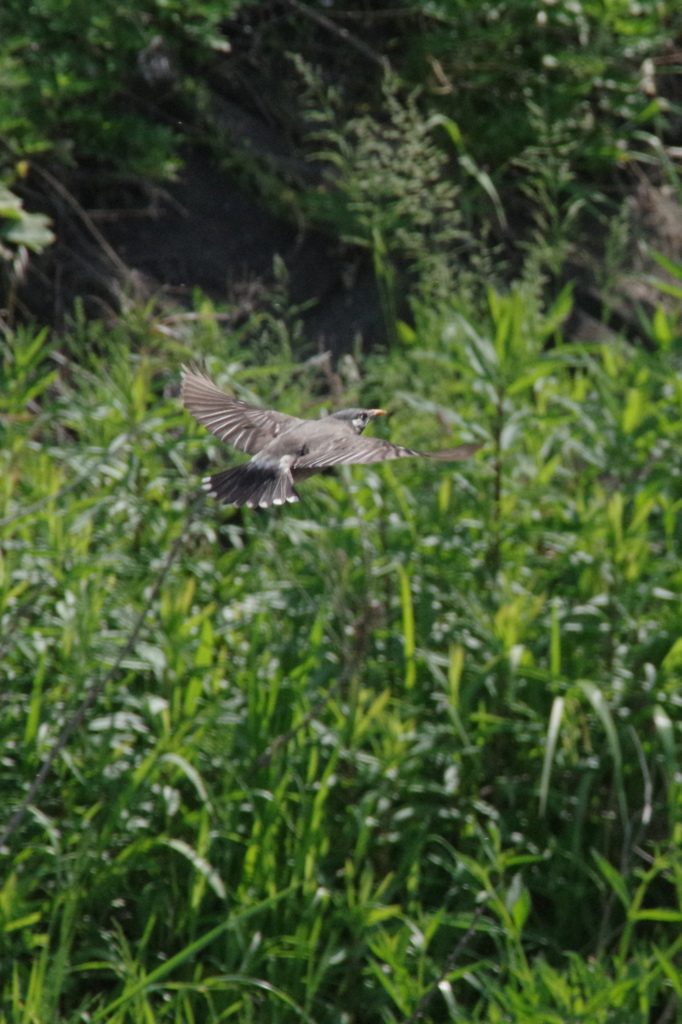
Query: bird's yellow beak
[{"left": 370, "top": 409, "right": 387, "bottom": 417}]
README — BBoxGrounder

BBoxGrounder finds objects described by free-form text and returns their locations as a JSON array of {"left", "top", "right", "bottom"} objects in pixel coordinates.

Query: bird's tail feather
[{"left": 203, "top": 466, "right": 299, "bottom": 508}]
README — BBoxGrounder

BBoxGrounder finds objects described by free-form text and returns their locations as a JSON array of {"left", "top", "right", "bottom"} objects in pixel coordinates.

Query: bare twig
[
  {"left": 30, "top": 164, "right": 133, "bottom": 282},
  {"left": 401, "top": 902, "right": 487, "bottom": 1024},
  {"left": 281, "top": 0, "right": 389, "bottom": 69}
]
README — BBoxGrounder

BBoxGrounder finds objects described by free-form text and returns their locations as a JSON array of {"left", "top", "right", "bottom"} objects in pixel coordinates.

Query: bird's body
[{"left": 181, "top": 364, "right": 479, "bottom": 508}]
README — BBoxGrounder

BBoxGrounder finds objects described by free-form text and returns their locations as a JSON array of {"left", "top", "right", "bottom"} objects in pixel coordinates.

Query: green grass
[{"left": 2, "top": 280, "right": 682, "bottom": 1021}]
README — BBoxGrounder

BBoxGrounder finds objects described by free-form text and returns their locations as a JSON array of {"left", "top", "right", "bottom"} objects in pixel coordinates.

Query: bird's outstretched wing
[
  {"left": 181, "top": 364, "right": 305, "bottom": 455},
  {"left": 294, "top": 434, "right": 481, "bottom": 470}
]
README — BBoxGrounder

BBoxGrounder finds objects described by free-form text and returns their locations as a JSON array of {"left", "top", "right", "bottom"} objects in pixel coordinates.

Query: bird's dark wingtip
[{"left": 427, "top": 442, "right": 483, "bottom": 461}]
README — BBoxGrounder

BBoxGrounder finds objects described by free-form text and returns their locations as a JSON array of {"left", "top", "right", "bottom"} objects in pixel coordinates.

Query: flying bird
[{"left": 181, "top": 363, "right": 479, "bottom": 509}]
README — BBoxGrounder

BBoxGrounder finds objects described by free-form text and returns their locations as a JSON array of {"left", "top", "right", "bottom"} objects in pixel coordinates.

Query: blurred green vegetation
[
  {"left": 3, "top": 0, "right": 682, "bottom": 1021},
  {"left": 402, "top": 0, "right": 675, "bottom": 171},
  {"left": 0, "top": 0, "right": 679, "bottom": 287},
  {"left": 3, "top": 274, "right": 682, "bottom": 1019},
  {"left": 0, "top": 0, "right": 240, "bottom": 176}
]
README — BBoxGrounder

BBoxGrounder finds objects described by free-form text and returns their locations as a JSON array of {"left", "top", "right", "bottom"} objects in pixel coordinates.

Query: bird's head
[{"left": 331, "top": 407, "right": 387, "bottom": 435}]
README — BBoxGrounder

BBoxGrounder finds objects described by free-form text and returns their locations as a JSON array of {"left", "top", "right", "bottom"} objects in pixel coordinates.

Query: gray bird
[{"left": 181, "top": 363, "right": 479, "bottom": 509}]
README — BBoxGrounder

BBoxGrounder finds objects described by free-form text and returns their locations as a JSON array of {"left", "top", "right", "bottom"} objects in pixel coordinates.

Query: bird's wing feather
[
  {"left": 181, "top": 364, "right": 305, "bottom": 455},
  {"left": 295, "top": 435, "right": 481, "bottom": 469}
]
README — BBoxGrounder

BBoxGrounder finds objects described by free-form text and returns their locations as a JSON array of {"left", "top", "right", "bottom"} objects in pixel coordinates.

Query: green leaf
[
  {"left": 539, "top": 697, "right": 564, "bottom": 817},
  {"left": 593, "top": 850, "right": 631, "bottom": 910},
  {"left": 2, "top": 210, "right": 53, "bottom": 250}
]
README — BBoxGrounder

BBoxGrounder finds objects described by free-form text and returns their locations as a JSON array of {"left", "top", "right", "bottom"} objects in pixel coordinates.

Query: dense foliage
[
  {"left": 3, "top": 276, "right": 682, "bottom": 1020},
  {"left": 0, "top": 0, "right": 240, "bottom": 177},
  {"left": 0, "top": 0, "right": 678, "bottom": 281},
  {"left": 3, "top": 0, "right": 682, "bottom": 1021}
]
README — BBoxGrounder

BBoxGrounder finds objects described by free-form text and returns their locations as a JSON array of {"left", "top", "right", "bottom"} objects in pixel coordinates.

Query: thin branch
[
  {"left": 30, "top": 164, "right": 134, "bottom": 282},
  {"left": 280, "top": 0, "right": 389, "bottom": 69},
  {"left": 401, "top": 902, "right": 487, "bottom": 1024}
]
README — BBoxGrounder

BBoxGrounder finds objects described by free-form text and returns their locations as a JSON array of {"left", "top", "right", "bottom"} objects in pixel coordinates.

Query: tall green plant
[
  {"left": 3, "top": 283, "right": 682, "bottom": 1020},
  {"left": 298, "top": 68, "right": 475, "bottom": 341}
]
